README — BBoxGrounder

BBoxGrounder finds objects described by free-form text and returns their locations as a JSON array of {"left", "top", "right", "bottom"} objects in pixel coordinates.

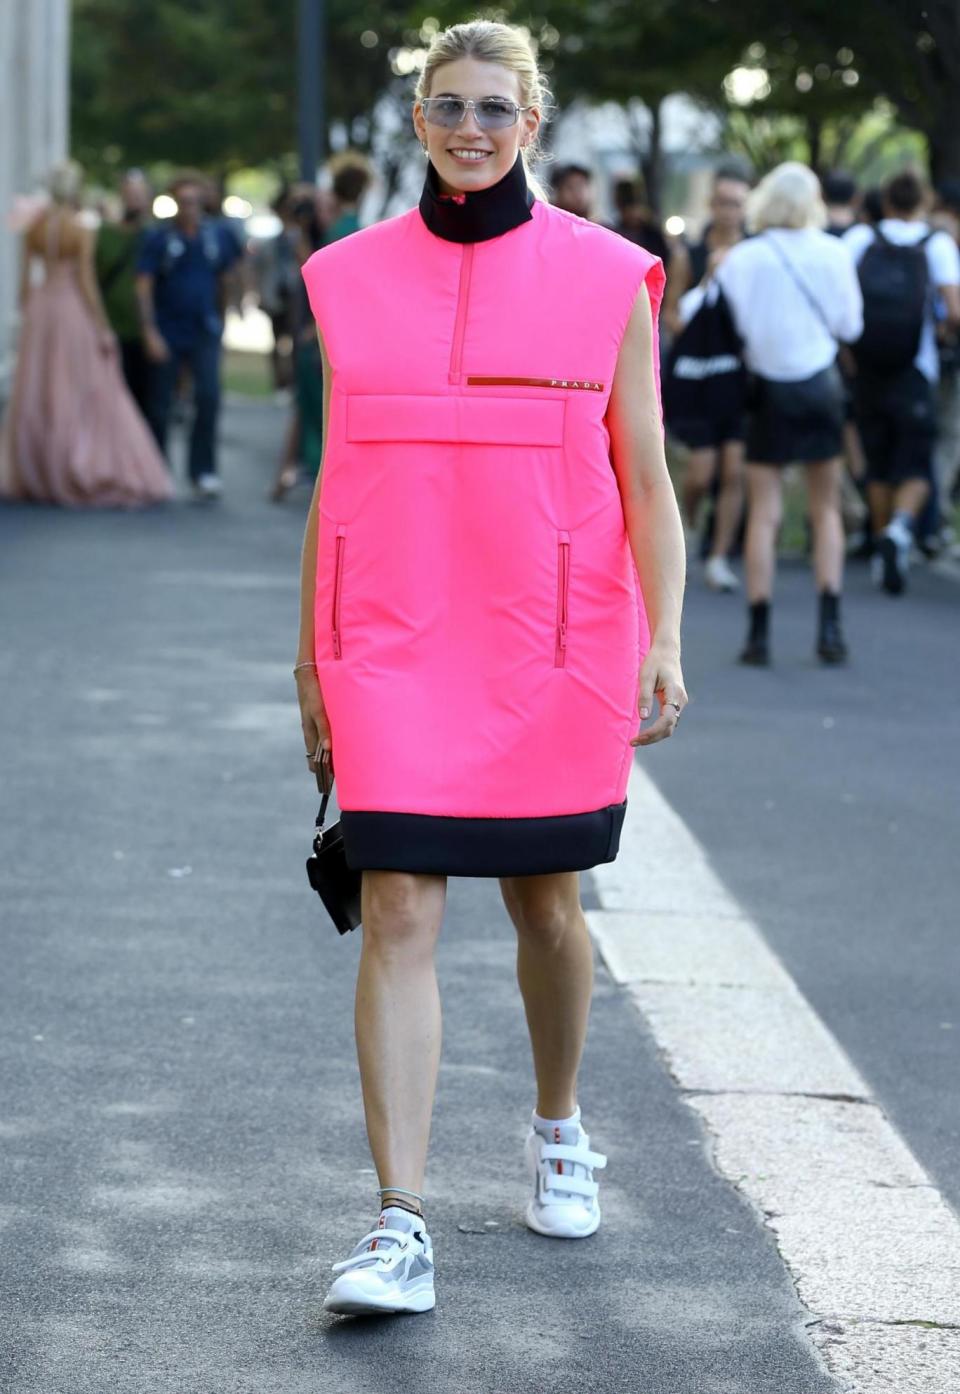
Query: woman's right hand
[
  {"left": 296, "top": 667, "right": 332, "bottom": 775},
  {"left": 143, "top": 327, "right": 170, "bottom": 364}
]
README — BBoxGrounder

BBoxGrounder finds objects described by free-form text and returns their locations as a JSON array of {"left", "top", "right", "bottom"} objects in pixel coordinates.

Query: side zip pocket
[
  {"left": 555, "top": 530, "right": 570, "bottom": 667},
  {"left": 331, "top": 524, "right": 346, "bottom": 659}
]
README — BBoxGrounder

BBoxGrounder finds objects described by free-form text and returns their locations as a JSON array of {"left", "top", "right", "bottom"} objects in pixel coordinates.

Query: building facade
[{"left": 0, "top": 0, "right": 71, "bottom": 392}]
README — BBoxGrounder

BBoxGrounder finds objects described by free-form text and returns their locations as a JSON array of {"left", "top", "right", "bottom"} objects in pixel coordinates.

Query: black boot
[
  {"left": 817, "top": 590, "right": 848, "bottom": 664},
  {"left": 738, "top": 600, "right": 770, "bottom": 666}
]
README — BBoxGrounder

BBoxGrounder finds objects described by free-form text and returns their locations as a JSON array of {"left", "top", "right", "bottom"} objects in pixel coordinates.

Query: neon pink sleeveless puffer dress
[{"left": 302, "top": 172, "right": 664, "bottom": 877}]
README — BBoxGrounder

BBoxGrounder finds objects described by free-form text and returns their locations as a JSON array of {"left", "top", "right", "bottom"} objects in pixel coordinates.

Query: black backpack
[
  {"left": 855, "top": 228, "right": 932, "bottom": 373},
  {"left": 663, "top": 281, "right": 745, "bottom": 430}
]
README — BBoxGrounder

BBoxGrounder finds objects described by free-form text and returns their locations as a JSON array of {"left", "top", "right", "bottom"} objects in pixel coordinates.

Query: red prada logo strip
[{"left": 466, "top": 376, "right": 605, "bottom": 392}]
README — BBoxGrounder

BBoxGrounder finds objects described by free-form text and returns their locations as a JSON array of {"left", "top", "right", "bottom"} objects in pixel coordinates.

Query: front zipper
[
  {"left": 555, "top": 531, "right": 570, "bottom": 667},
  {"left": 448, "top": 243, "right": 475, "bottom": 384},
  {"left": 331, "top": 524, "right": 346, "bottom": 659}
]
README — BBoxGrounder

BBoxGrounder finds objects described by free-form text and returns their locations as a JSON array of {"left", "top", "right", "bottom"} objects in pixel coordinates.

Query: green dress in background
[
  {"left": 94, "top": 222, "right": 144, "bottom": 343},
  {"left": 296, "top": 210, "right": 361, "bottom": 476}
]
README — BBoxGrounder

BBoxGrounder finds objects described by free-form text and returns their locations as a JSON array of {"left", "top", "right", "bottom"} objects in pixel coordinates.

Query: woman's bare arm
[
  {"left": 606, "top": 281, "right": 688, "bottom": 744},
  {"left": 295, "top": 330, "right": 335, "bottom": 768},
  {"left": 18, "top": 238, "right": 32, "bottom": 311},
  {"left": 76, "top": 225, "right": 112, "bottom": 334}
]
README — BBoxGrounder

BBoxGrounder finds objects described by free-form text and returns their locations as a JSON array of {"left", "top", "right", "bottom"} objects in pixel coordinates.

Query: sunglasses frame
[{"left": 420, "top": 96, "right": 534, "bottom": 130}]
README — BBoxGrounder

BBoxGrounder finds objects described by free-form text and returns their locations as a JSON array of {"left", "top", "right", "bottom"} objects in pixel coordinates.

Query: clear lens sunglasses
[{"left": 421, "top": 97, "right": 533, "bottom": 131}]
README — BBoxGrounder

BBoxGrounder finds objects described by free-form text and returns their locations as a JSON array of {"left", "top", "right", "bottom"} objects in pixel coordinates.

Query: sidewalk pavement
[{"left": 0, "top": 397, "right": 843, "bottom": 1394}]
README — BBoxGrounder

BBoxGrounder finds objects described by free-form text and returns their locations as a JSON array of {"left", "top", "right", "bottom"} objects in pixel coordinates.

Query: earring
[{"left": 420, "top": 141, "right": 428, "bottom": 152}]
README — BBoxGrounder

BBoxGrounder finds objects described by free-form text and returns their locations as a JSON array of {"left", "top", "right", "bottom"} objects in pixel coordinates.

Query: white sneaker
[
  {"left": 874, "top": 522, "right": 911, "bottom": 595},
  {"left": 704, "top": 555, "right": 740, "bottom": 591},
  {"left": 524, "top": 1110, "right": 607, "bottom": 1238},
  {"left": 192, "top": 472, "right": 223, "bottom": 500},
  {"left": 322, "top": 1206, "right": 435, "bottom": 1316}
]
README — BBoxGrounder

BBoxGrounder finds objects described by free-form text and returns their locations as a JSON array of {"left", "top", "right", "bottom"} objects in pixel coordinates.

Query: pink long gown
[{"left": 0, "top": 209, "right": 173, "bottom": 508}]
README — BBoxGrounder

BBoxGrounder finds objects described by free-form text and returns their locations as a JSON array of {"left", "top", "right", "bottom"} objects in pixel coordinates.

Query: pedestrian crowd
[
  {"left": 0, "top": 155, "right": 370, "bottom": 507},
  {"left": 2, "top": 143, "right": 958, "bottom": 670}
]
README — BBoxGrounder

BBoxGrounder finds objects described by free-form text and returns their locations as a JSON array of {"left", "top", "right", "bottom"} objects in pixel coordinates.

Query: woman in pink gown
[{"left": 0, "top": 163, "right": 173, "bottom": 508}]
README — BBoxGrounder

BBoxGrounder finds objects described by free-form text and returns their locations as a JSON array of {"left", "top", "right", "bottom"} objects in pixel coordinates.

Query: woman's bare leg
[
  {"left": 355, "top": 870, "right": 447, "bottom": 1213},
  {"left": 744, "top": 463, "right": 784, "bottom": 601},
  {"left": 499, "top": 872, "right": 593, "bottom": 1119},
  {"left": 804, "top": 457, "right": 845, "bottom": 593},
  {"left": 682, "top": 446, "right": 718, "bottom": 532},
  {"left": 711, "top": 440, "right": 745, "bottom": 560}
]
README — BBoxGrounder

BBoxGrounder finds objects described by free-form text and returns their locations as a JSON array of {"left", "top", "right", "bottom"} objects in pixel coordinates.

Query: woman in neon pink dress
[{"left": 293, "top": 20, "right": 688, "bottom": 1315}]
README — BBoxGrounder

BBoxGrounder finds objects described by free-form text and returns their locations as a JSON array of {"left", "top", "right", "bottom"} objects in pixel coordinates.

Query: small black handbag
[{"left": 305, "top": 769, "right": 362, "bottom": 935}]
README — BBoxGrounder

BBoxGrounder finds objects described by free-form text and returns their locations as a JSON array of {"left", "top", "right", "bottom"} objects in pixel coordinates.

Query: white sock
[{"left": 532, "top": 1104, "right": 582, "bottom": 1136}]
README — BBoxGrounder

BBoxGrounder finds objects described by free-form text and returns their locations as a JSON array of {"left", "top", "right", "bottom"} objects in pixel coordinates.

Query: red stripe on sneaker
[
  {"left": 371, "top": 1210, "right": 386, "bottom": 1252},
  {"left": 555, "top": 1125, "right": 562, "bottom": 1174}
]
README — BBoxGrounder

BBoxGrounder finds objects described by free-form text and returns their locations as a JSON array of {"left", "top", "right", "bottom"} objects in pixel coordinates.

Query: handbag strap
[{"left": 763, "top": 232, "right": 835, "bottom": 340}]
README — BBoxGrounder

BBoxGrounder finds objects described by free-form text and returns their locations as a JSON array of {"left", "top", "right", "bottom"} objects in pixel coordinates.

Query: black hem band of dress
[
  {"left": 418, "top": 150, "right": 534, "bottom": 244},
  {"left": 340, "top": 801, "right": 627, "bottom": 877}
]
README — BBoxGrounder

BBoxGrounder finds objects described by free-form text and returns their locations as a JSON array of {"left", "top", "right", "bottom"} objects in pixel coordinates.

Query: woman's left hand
[{"left": 631, "top": 641, "right": 688, "bottom": 746}]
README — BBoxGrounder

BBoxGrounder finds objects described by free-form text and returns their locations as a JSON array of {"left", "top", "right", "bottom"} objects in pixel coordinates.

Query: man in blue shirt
[{"left": 135, "top": 175, "right": 242, "bottom": 498}]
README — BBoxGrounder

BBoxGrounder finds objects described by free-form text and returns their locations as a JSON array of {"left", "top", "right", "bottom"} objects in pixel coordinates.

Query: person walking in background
[
  {"left": 662, "top": 166, "right": 751, "bottom": 593},
  {"left": 711, "top": 163, "right": 863, "bottom": 665},
  {"left": 844, "top": 171, "right": 960, "bottom": 592},
  {"left": 932, "top": 179, "right": 960, "bottom": 520},
  {"left": 94, "top": 168, "right": 153, "bottom": 418},
  {"left": 0, "top": 161, "right": 172, "bottom": 509},
  {"left": 295, "top": 17, "right": 686, "bottom": 1317},
  {"left": 253, "top": 186, "right": 301, "bottom": 392},
  {"left": 609, "top": 177, "right": 671, "bottom": 268},
  {"left": 324, "top": 154, "right": 373, "bottom": 244},
  {"left": 822, "top": 171, "right": 859, "bottom": 237},
  {"left": 662, "top": 165, "right": 750, "bottom": 335},
  {"left": 270, "top": 165, "right": 369, "bottom": 502},
  {"left": 550, "top": 163, "right": 595, "bottom": 219},
  {"left": 135, "top": 174, "right": 243, "bottom": 500}
]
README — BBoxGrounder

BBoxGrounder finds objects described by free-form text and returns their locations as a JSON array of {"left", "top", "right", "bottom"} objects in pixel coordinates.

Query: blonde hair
[
  {"left": 47, "top": 159, "right": 83, "bottom": 206},
  {"left": 747, "top": 162, "right": 826, "bottom": 233},
  {"left": 415, "top": 20, "right": 553, "bottom": 201}
]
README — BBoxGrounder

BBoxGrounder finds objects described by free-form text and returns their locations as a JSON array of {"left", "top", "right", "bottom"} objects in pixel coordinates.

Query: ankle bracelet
[{"left": 377, "top": 1186, "right": 424, "bottom": 1205}]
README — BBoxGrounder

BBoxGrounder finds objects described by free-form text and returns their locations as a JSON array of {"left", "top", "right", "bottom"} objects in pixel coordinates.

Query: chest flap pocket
[{"left": 345, "top": 394, "right": 565, "bottom": 447}]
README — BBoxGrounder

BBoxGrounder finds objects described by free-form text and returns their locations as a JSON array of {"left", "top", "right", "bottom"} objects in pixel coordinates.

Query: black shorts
[
  {"left": 745, "top": 365, "right": 846, "bottom": 466},
  {"left": 855, "top": 366, "right": 936, "bottom": 487},
  {"left": 670, "top": 417, "right": 746, "bottom": 450}
]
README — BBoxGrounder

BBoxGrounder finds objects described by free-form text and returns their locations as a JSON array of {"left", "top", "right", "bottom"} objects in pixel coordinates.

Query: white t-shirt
[
  {"left": 707, "top": 228, "right": 863, "bottom": 381},
  {"left": 843, "top": 218, "right": 960, "bottom": 383}
]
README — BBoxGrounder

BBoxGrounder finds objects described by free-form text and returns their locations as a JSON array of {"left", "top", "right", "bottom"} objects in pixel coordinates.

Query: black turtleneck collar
[{"left": 418, "top": 151, "right": 534, "bottom": 244}]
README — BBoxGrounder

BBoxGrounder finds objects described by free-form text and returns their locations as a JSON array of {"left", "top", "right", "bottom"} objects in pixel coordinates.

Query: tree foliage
[{"left": 70, "top": 0, "right": 960, "bottom": 189}]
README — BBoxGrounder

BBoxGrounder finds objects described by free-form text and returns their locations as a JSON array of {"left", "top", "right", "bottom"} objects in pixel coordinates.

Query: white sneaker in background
[
  {"left": 192, "top": 473, "right": 223, "bottom": 500},
  {"left": 524, "top": 1111, "right": 607, "bottom": 1239},
  {"left": 323, "top": 1206, "right": 435, "bottom": 1316},
  {"left": 876, "top": 521, "right": 912, "bottom": 595},
  {"left": 704, "top": 555, "right": 740, "bottom": 592}
]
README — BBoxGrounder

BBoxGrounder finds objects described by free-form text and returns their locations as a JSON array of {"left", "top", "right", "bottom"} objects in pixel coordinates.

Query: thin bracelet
[
  {"left": 293, "top": 660, "right": 317, "bottom": 675},
  {"left": 377, "top": 1186, "right": 425, "bottom": 1203}
]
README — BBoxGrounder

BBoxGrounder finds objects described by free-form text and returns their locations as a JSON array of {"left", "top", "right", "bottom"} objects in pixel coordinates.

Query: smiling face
[{"left": 413, "top": 57, "right": 540, "bottom": 196}]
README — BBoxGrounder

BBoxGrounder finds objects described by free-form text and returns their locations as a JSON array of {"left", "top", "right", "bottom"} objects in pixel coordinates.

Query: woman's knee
[
  {"left": 360, "top": 870, "right": 445, "bottom": 953},
  {"left": 501, "top": 875, "right": 583, "bottom": 951}
]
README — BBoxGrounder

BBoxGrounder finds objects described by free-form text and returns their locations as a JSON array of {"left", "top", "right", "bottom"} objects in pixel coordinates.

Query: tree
[
  {"left": 726, "top": 0, "right": 960, "bottom": 178},
  {"left": 70, "top": 0, "right": 414, "bottom": 180}
]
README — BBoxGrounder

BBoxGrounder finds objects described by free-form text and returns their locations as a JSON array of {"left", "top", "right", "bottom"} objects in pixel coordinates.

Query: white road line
[{"left": 587, "top": 761, "right": 960, "bottom": 1394}]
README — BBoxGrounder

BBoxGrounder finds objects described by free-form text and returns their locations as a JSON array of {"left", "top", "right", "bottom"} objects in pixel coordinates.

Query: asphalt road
[
  {"left": 650, "top": 544, "right": 960, "bottom": 1214},
  {"left": 5, "top": 394, "right": 954, "bottom": 1391}
]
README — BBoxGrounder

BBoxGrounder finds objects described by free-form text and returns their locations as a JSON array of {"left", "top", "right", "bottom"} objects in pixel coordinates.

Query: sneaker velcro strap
[
  {"left": 330, "top": 1228, "right": 412, "bottom": 1273},
  {"left": 540, "top": 1142, "right": 607, "bottom": 1169},
  {"left": 541, "top": 1172, "right": 599, "bottom": 1198}
]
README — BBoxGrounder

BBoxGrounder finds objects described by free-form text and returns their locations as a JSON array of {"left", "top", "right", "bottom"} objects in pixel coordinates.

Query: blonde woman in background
[
  {"left": 0, "top": 161, "right": 172, "bottom": 508},
  {"left": 709, "top": 163, "right": 863, "bottom": 665}
]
